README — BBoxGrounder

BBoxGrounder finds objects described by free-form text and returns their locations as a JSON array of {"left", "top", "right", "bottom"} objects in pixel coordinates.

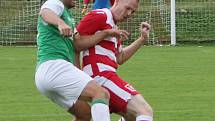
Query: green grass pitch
[{"left": 0, "top": 46, "right": 215, "bottom": 121}]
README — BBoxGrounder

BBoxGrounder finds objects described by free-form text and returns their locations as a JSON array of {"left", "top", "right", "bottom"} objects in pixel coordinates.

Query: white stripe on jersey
[
  {"left": 94, "top": 76, "right": 131, "bottom": 101},
  {"left": 102, "top": 9, "right": 115, "bottom": 27},
  {"left": 103, "top": 36, "right": 117, "bottom": 43},
  {"left": 96, "top": 11, "right": 106, "bottom": 14},
  {"left": 97, "top": 63, "right": 116, "bottom": 73},
  {"left": 95, "top": 45, "right": 117, "bottom": 62},
  {"left": 96, "top": 30, "right": 117, "bottom": 46},
  {"left": 83, "top": 49, "right": 89, "bottom": 57},
  {"left": 83, "top": 64, "right": 93, "bottom": 76},
  {"left": 104, "top": 37, "right": 118, "bottom": 48}
]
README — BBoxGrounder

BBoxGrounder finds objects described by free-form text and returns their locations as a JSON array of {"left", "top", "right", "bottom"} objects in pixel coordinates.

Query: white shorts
[{"left": 35, "top": 59, "right": 92, "bottom": 110}]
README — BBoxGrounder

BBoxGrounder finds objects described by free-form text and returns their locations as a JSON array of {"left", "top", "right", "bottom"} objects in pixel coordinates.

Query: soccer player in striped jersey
[{"left": 75, "top": 0, "right": 154, "bottom": 120}]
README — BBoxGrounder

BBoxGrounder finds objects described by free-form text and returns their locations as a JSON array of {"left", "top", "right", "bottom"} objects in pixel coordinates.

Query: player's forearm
[
  {"left": 117, "top": 22, "right": 150, "bottom": 65},
  {"left": 117, "top": 38, "right": 144, "bottom": 65},
  {"left": 74, "top": 30, "right": 110, "bottom": 51},
  {"left": 41, "top": 9, "right": 65, "bottom": 26}
]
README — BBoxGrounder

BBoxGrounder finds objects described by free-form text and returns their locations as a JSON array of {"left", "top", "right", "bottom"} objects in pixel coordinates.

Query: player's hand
[
  {"left": 139, "top": 22, "right": 151, "bottom": 42},
  {"left": 106, "top": 29, "right": 130, "bottom": 41},
  {"left": 82, "top": 8, "right": 88, "bottom": 16},
  {"left": 82, "top": 5, "right": 88, "bottom": 16},
  {"left": 58, "top": 22, "right": 73, "bottom": 37}
]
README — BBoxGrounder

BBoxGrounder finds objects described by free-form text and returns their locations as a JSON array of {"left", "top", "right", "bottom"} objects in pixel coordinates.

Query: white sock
[
  {"left": 118, "top": 117, "right": 125, "bottom": 121},
  {"left": 91, "top": 100, "right": 110, "bottom": 121},
  {"left": 136, "top": 115, "right": 153, "bottom": 121}
]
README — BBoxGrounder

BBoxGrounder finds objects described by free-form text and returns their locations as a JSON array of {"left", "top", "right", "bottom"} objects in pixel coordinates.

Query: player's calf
[
  {"left": 68, "top": 100, "right": 91, "bottom": 121},
  {"left": 79, "top": 80, "right": 111, "bottom": 121},
  {"left": 126, "top": 94, "right": 153, "bottom": 121}
]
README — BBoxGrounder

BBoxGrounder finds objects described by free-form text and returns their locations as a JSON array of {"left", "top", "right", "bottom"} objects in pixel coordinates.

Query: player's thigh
[
  {"left": 126, "top": 94, "right": 153, "bottom": 117},
  {"left": 78, "top": 80, "right": 110, "bottom": 101},
  {"left": 95, "top": 72, "right": 139, "bottom": 113},
  {"left": 68, "top": 100, "right": 91, "bottom": 121},
  {"left": 35, "top": 59, "right": 93, "bottom": 110},
  {"left": 117, "top": 95, "right": 153, "bottom": 121}
]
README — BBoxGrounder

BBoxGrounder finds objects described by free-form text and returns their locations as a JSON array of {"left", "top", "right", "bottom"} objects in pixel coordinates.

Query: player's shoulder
[
  {"left": 88, "top": 9, "right": 107, "bottom": 18},
  {"left": 41, "top": 0, "right": 64, "bottom": 16},
  {"left": 93, "top": 9, "right": 107, "bottom": 14},
  {"left": 83, "top": 9, "right": 108, "bottom": 22}
]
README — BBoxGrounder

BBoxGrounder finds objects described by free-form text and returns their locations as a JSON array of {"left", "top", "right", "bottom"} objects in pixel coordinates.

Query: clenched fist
[
  {"left": 139, "top": 22, "right": 151, "bottom": 42},
  {"left": 58, "top": 22, "right": 73, "bottom": 37}
]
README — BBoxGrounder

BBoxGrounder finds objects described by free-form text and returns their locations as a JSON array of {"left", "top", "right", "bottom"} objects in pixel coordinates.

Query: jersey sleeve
[
  {"left": 40, "top": 0, "right": 64, "bottom": 16},
  {"left": 77, "top": 11, "right": 108, "bottom": 35}
]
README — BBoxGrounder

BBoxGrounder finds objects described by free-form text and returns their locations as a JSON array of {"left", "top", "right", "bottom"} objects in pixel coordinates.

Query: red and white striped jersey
[{"left": 77, "top": 8, "right": 122, "bottom": 77}]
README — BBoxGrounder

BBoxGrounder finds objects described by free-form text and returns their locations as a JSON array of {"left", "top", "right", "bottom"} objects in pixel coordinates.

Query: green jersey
[{"left": 37, "top": 4, "right": 76, "bottom": 66}]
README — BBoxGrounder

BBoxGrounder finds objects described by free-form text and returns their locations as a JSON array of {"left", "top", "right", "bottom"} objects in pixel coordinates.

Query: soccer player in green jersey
[{"left": 34, "top": 0, "right": 124, "bottom": 120}]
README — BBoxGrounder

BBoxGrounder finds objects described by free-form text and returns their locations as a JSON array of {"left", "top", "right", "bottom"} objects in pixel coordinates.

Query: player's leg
[
  {"left": 95, "top": 72, "right": 153, "bottom": 121},
  {"left": 116, "top": 95, "right": 153, "bottom": 121},
  {"left": 68, "top": 100, "right": 91, "bottom": 121},
  {"left": 61, "top": 65, "right": 111, "bottom": 121},
  {"left": 93, "top": 72, "right": 137, "bottom": 120},
  {"left": 116, "top": 98, "right": 153, "bottom": 121},
  {"left": 75, "top": 80, "right": 111, "bottom": 121},
  {"left": 35, "top": 59, "right": 111, "bottom": 121},
  {"left": 117, "top": 112, "right": 134, "bottom": 121},
  {"left": 122, "top": 94, "right": 153, "bottom": 121}
]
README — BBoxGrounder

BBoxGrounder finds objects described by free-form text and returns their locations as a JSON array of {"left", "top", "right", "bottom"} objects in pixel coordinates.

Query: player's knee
[
  {"left": 143, "top": 104, "right": 153, "bottom": 116},
  {"left": 93, "top": 86, "right": 110, "bottom": 100},
  {"left": 84, "top": 80, "right": 110, "bottom": 100},
  {"left": 89, "top": 80, "right": 110, "bottom": 100},
  {"left": 135, "top": 100, "right": 153, "bottom": 116},
  {"left": 68, "top": 100, "right": 91, "bottom": 121},
  {"left": 74, "top": 107, "right": 91, "bottom": 121},
  {"left": 127, "top": 95, "right": 153, "bottom": 116},
  {"left": 103, "top": 88, "right": 110, "bottom": 99}
]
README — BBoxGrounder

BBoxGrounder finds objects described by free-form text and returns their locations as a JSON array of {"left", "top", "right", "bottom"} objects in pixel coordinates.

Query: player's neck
[{"left": 110, "top": 8, "right": 118, "bottom": 24}]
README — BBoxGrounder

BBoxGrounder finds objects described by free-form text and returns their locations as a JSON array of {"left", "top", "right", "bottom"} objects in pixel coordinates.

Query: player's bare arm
[
  {"left": 74, "top": 29, "right": 129, "bottom": 51},
  {"left": 40, "top": 8, "right": 73, "bottom": 36},
  {"left": 116, "top": 22, "right": 150, "bottom": 65}
]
